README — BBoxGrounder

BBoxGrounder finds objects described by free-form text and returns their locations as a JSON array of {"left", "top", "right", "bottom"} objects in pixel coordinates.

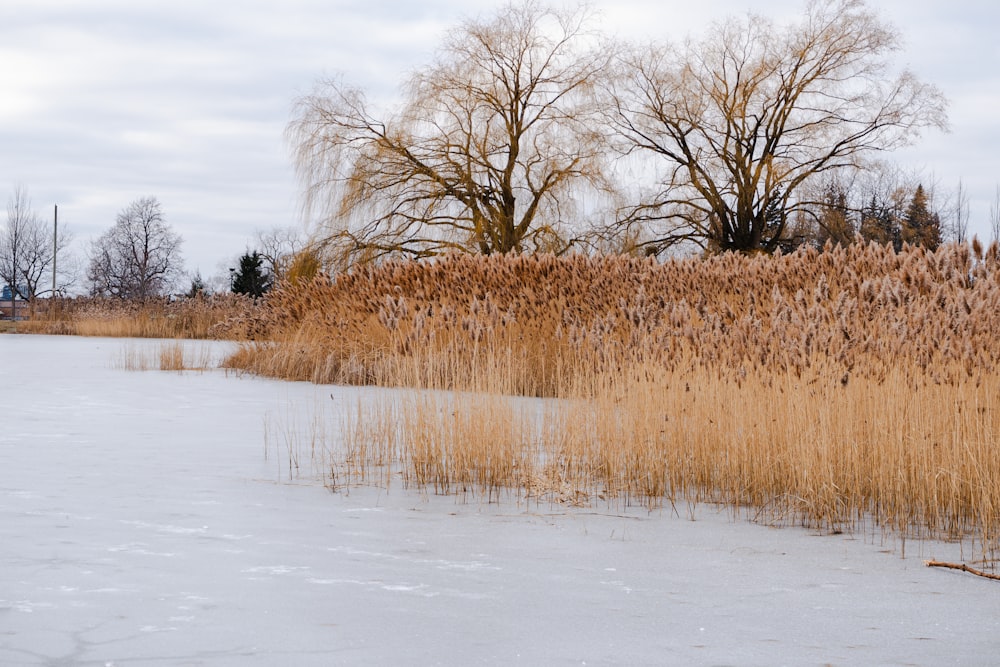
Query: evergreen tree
[
  {"left": 859, "top": 194, "right": 901, "bottom": 251},
  {"left": 231, "top": 251, "right": 272, "bottom": 298},
  {"left": 186, "top": 271, "right": 206, "bottom": 298},
  {"left": 901, "top": 185, "right": 941, "bottom": 250}
]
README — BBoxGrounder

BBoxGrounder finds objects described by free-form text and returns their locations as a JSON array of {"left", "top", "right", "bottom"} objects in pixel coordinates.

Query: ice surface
[{"left": 1, "top": 335, "right": 998, "bottom": 666}]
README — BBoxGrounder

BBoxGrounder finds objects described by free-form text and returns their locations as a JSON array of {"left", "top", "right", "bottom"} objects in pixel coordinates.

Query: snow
[{"left": 2, "top": 334, "right": 998, "bottom": 666}]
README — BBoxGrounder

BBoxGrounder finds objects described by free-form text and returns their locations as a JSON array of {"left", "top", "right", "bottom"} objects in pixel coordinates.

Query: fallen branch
[{"left": 925, "top": 560, "right": 1000, "bottom": 581}]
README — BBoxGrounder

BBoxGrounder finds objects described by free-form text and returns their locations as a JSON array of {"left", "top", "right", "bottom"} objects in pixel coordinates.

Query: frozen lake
[{"left": 2, "top": 334, "right": 998, "bottom": 665}]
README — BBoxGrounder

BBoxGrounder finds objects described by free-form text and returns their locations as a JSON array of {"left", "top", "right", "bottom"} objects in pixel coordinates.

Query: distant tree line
[
  {"left": 2, "top": 188, "right": 317, "bottom": 303},
  {"left": 785, "top": 169, "right": 946, "bottom": 253}
]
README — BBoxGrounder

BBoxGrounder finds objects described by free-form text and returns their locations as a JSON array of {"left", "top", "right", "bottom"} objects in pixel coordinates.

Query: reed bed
[
  {"left": 338, "top": 366, "right": 1000, "bottom": 557},
  {"left": 21, "top": 295, "right": 255, "bottom": 339},
  {"left": 226, "top": 240, "right": 1000, "bottom": 559},
  {"left": 227, "top": 241, "right": 1000, "bottom": 391}
]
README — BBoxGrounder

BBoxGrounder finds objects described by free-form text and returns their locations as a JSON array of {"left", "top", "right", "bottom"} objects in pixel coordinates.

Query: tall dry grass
[
  {"left": 352, "top": 367, "right": 997, "bottom": 553},
  {"left": 227, "top": 241, "right": 1000, "bottom": 391},
  {"left": 226, "top": 240, "right": 1000, "bottom": 559},
  {"left": 22, "top": 295, "right": 255, "bottom": 339}
]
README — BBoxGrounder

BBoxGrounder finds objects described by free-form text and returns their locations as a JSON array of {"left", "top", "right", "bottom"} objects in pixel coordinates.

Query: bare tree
[
  {"left": 88, "top": 196, "right": 183, "bottom": 299},
  {"left": 255, "top": 226, "right": 306, "bottom": 282},
  {"left": 1, "top": 186, "right": 73, "bottom": 304},
  {"left": 1, "top": 186, "right": 38, "bottom": 306},
  {"left": 606, "top": 0, "right": 948, "bottom": 254},
  {"left": 289, "top": 0, "right": 614, "bottom": 265},
  {"left": 949, "top": 179, "right": 970, "bottom": 244}
]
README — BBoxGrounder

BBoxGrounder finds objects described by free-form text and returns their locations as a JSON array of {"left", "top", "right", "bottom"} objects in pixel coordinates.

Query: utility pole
[
  {"left": 9, "top": 223, "right": 16, "bottom": 328},
  {"left": 52, "top": 205, "right": 58, "bottom": 297}
]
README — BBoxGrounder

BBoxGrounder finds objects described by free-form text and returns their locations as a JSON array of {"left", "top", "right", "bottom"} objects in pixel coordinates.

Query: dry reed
[
  {"left": 21, "top": 295, "right": 255, "bottom": 340},
  {"left": 227, "top": 240, "right": 1000, "bottom": 560}
]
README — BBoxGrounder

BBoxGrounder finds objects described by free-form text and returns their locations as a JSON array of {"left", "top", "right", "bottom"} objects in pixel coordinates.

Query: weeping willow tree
[{"left": 289, "top": 1, "right": 616, "bottom": 266}]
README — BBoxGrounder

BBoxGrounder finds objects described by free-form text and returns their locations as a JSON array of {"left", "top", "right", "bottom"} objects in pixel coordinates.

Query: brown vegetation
[
  {"left": 20, "top": 294, "right": 254, "bottom": 339},
  {"left": 227, "top": 241, "right": 1000, "bottom": 390},
  {"left": 227, "top": 241, "right": 1000, "bottom": 559}
]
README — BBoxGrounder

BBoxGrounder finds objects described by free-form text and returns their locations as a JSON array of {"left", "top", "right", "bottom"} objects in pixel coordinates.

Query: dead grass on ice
[{"left": 115, "top": 341, "right": 216, "bottom": 372}]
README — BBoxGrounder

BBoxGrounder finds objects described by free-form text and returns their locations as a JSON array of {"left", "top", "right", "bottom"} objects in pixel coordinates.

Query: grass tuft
[{"left": 116, "top": 341, "right": 215, "bottom": 372}]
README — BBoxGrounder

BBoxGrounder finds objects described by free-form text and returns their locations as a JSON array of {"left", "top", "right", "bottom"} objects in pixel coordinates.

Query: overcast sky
[{"left": 2, "top": 0, "right": 997, "bottom": 284}]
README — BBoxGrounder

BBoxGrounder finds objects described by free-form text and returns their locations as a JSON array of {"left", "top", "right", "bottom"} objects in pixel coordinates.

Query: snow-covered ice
[{"left": 2, "top": 334, "right": 998, "bottom": 666}]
